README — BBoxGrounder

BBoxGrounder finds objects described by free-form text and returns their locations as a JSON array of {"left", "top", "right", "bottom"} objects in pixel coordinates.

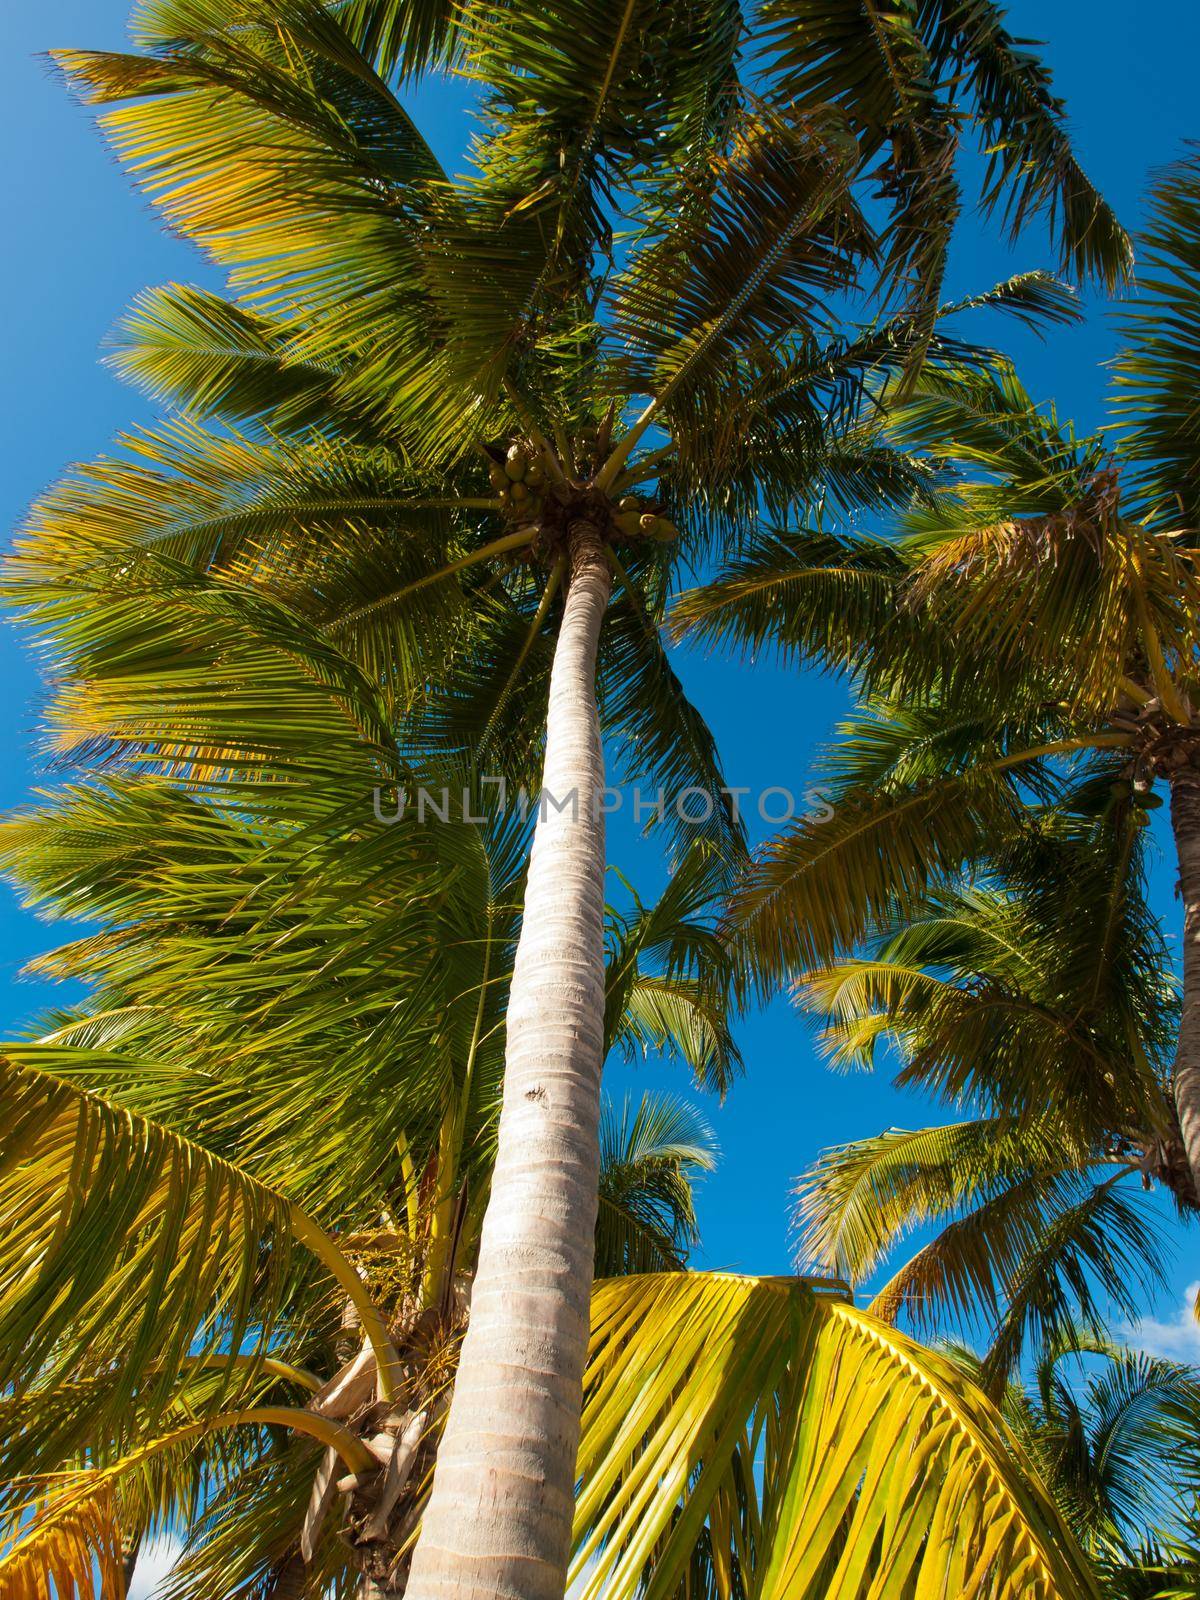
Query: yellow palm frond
[
  {"left": 0, "top": 1477, "right": 123, "bottom": 1600},
  {"left": 0, "top": 1411, "right": 373, "bottom": 1600},
  {"left": 573, "top": 1272, "right": 1100, "bottom": 1600}
]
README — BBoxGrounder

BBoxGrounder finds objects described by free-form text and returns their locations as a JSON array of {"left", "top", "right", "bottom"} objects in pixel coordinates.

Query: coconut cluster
[
  {"left": 612, "top": 495, "right": 678, "bottom": 544},
  {"left": 488, "top": 442, "right": 549, "bottom": 523},
  {"left": 486, "top": 438, "right": 678, "bottom": 544}
]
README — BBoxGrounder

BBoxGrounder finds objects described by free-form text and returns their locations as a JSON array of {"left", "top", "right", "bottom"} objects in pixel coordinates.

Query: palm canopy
[
  {"left": 0, "top": 626, "right": 1099, "bottom": 1599},
  {"left": 53, "top": 0, "right": 1126, "bottom": 429},
  {"left": 674, "top": 152, "right": 1200, "bottom": 994},
  {"left": 792, "top": 785, "right": 1193, "bottom": 1391},
  {"left": 11, "top": 0, "right": 1125, "bottom": 784}
]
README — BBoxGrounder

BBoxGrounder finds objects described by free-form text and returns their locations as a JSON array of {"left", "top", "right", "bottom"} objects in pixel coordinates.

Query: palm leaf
[
  {"left": 0, "top": 1415, "right": 371, "bottom": 1600},
  {"left": 0, "top": 1051, "right": 399, "bottom": 1431},
  {"left": 594, "top": 1094, "right": 717, "bottom": 1275},
  {"left": 757, "top": 0, "right": 1130, "bottom": 300},
  {"left": 572, "top": 1272, "right": 1101, "bottom": 1600},
  {"left": 107, "top": 284, "right": 358, "bottom": 436}
]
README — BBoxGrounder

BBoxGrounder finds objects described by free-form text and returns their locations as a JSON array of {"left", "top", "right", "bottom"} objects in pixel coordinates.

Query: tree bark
[
  {"left": 1170, "top": 772, "right": 1200, "bottom": 1195},
  {"left": 405, "top": 522, "right": 612, "bottom": 1600}
]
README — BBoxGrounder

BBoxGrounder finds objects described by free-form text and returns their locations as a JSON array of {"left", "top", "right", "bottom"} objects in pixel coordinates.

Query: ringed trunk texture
[
  {"left": 1170, "top": 773, "right": 1200, "bottom": 1196},
  {"left": 405, "top": 522, "right": 612, "bottom": 1600}
]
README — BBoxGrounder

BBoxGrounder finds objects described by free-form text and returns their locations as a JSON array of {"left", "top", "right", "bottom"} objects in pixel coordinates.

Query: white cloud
[
  {"left": 128, "top": 1533, "right": 184, "bottom": 1600},
  {"left": 1120, "top": 1281, "right": 1200, "bottom": 1363}
]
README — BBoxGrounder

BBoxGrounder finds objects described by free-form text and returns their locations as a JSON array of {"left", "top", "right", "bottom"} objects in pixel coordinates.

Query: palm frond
[
  {"left": 1112, "top": 146, "right": 1200, "bottom": 526},
  {"left": 595, "top": 1094, "right": 717, "bottom": 1275},
  {"left": 0, "top": 1051, "right": 396, "bottom": 1432},
  {"left": 729, "top": 764, "right": 1021, "bottom": 984},
  {"left": 869, "top": 1170, "right": 1166, "bottom": 1392},
  {"left": 107, "top": 285, "right": 359, "bottom": 437},
  {"left": 757, "top": 0, "right": 1130, "bottom": 303},
  {"left": 573, "top": 1272, "right": 1101, "bottom": 1600},
  {"left": 794, "top": 1117, "right": 1084, "bottom": 1287}
]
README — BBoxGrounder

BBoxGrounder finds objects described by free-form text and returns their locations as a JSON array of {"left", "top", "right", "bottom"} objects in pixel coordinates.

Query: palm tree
[
  {"left": 0, "top": 579, "right": 1103, "bottom": 1599},
  {"left": 0, "top": 561, "right": 734, "bottom": 1595},
  {"left": 6, "top": 0, "right": 1128, "bottom": 1590},
  {"left": 791, "top": 792, "right": 1191, "bottom": 1391},
  {"left": 676, "top": 152, "right": 1200, "bottom": 1206}
]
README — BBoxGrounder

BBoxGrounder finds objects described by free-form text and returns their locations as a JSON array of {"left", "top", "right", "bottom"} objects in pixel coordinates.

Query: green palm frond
[
  {"left": 795, "top": 1111, "right": 1168, "bottom": 1395},
  {"left": 871, "top": 1170, "right": 1166, "bottom": 1392},
  {"left": 1112, "top": 146, "right": 1200, "bottom": 527},
  {"left": 795, "top": 1116, "right": 1084, "bottom": 1286},
  {"left": 56, "top": 0, "right": 446, "bottom": 300},
  {"left": 792, "top": 793, "right": 1183, "bottom": 1384},
  {"left": 107, "top": 285, "right": 360, "bottom": 437},
  {"left": 796, "top": 827, "right": 1176, "bottom": 1130},
  {"left": 604, "top": 845, "right": 744, "bottom": 1093},
  {"left": 881, "top": 364, "right": 1200, "bottom": 719},
  {"left": 326, "top": 0, "right": 465, "bottom": 79},
  {"left": 156, "top": 1442, "right": 352, "bottom": 1600},
  {"left": 757, "top": 0, "right": 1130, "bottom": 305},
  {"left": 608, "top": 99, "right": 867, "bottom": 428},
  {"left": 0, "top": 1414, "right": 370, "bottom": 1600},
  {"left": 729, "top": 763, "right": 1021, "bottom": 984},
  {"left": 0, "top": 1049, "right": 401, "bottom": 1427},
  {"left": 595, "top": 1094, "right": 717, "bottom": 1275},
  {"left": 451, "top": 0, "right": 744, "bottom": 377},
  {"left": 959, "top": 1333, "right": 1200, "bottom": 1565},
  {"left": 0, "top": 1358, "right": 318, "bottom": 1512},
  {"left": 0, "top": 775, "right": 512, "bottom": 1217},
  {"left": 612, "top": 975, "right": 741, "bottom": 1094},
  {"left": 671, "top": 524, "right": 914, "bottom": 673},
  {"left": 1078, "top": 1351, "right": 1200, "bottom": 1543}
]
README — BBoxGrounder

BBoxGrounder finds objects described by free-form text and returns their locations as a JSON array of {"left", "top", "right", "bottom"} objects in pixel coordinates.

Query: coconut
[
  {"left": 510, "top": 481, "right": 529, "bottom": 503},
  {"left": 617, "top": 495, "right": 639, "bottom": 512},
  {"left": 505, "top": 445, "right": 529, "bottom": 480},
  {"left": 525, "top": 458, "right": 545, "bottom": 488}
]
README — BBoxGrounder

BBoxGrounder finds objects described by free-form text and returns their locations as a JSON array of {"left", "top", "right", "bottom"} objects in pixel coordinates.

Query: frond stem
[
  {"left": 289, "top": 1205, "right": 403, "bottom": 1400},
  {"left": 327, "top": 528, "right": 536, "bottom": 632}
]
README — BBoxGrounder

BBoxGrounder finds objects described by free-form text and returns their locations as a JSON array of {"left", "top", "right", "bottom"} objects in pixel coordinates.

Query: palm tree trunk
[
  {"left": 405, "top": 521, "right": 612, "bottom": 1600},
  {"left": 1170, "top": 772, "right": 1200, "bottom": 1194}
]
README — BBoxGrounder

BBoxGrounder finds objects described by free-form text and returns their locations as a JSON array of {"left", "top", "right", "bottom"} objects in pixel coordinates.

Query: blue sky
[{"left": 3, "top": 1, "right": 1200, "bottom": 1353}]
